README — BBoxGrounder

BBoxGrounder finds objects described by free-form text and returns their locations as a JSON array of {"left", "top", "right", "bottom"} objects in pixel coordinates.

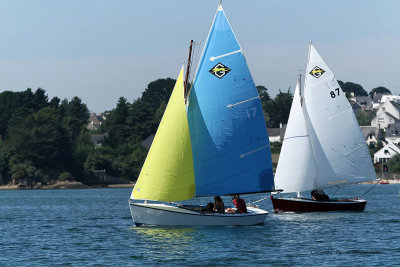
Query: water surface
[{"left": 0, "top": 184, "right": 398, "bottom": 266}]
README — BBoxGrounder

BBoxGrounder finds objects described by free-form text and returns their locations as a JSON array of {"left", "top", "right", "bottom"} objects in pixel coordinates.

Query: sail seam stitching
[
  {"left": 227, "top": 96, "right": 260, "bottom": 108},
  {"left": 210, "top": 49, "right": 242, "bottom": 61}
]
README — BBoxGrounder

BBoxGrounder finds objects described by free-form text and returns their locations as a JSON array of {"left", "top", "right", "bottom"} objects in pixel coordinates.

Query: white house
[
  {"left": 372, "top": 93, "right": 385, "bottom": 109},
  {"left": 372, "top": 93, "right": 400, "bottom": 109},
  {"left": 267, "top": 124, "right": 286, "bottom": 143},
  {"left": 374, "top": 140, "right": 400, "bottom": 163},
  {"left": 360, "top": 126, "right": 382, "bottom": 146},
  {"left": 376, "top": 101, "right": 400, "bottom": 118},
  {"left": 371, "top": 112, "right": 400, "bottom": 129},
  {"left": 371, "top": 101, "right": 400, "bottom": 129},
  {"left": 381, "top": 95, "right": 400, "bottom": 104},
  {"left": 267, "top": 128, "right": 281, "bottom": 142}
]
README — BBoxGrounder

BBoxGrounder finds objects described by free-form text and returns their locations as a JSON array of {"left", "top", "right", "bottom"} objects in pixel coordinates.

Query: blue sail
[{"left": 187, "top": 5, "right": 274, "bottom": 197}]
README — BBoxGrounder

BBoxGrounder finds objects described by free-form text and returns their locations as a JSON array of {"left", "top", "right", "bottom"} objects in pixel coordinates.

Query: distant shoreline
[
  {"left": 362, "top": 179, "right": 400, "bottom": 184},
  {"left": 0, "top": 181, "right": 134, "bottom": 190}
]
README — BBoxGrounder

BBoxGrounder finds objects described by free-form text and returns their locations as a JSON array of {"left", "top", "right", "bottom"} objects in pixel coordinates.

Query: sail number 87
[{"left": 330, "top": 88, "right": 340, "bottom": 98}]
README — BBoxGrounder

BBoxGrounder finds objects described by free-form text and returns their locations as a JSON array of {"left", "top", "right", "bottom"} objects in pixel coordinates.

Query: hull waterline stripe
[
  {"left": 210, "top": 49, "right": 242, "bottom": 61},
  {"left": 240, "top": 144, "right": 269, "bottom": 158},
  {"left": 227, "top": 96, "right": 260, "bottom": 108}
]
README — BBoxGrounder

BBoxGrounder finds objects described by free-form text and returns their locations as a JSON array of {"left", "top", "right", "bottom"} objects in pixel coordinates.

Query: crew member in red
[{"left": 233, "top": 194, "right": 247, "bottom": 213}]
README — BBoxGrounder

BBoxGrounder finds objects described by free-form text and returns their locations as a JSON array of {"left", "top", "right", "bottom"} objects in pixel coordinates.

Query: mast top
[{"left": 218, "top": 0, "right": 223, "bottom": 11}]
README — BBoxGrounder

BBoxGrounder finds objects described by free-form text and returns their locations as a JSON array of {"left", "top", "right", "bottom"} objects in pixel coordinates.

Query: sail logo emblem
[
  {"left": 209, "top": 63, "right": 231, "bottom": 79},
  {"left": 309, "top": 66, "right": 325, "bottom": 78}
]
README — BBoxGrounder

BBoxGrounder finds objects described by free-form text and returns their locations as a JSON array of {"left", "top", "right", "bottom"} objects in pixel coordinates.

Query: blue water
[{"left": 0, "top": 185, "right": 399, "bottom": 266}]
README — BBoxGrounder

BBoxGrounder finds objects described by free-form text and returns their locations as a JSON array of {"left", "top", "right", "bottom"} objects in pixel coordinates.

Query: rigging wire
[
  {"left": 360, "top": 180, "right": 380, "bottom": 198},
  {"left": 247, "top": 196, "right": 269, "bottom": 206},
  {"left": 330, "top": 186, "right": 340, "bottom": 198}
]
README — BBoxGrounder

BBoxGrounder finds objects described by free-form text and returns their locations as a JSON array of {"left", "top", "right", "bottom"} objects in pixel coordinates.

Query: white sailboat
[
  {"left": 129, "top": 4, "right": 275, "bottom": 226},
  {"left": 271, "top": 43, "right": 376, "bottom": 212}
]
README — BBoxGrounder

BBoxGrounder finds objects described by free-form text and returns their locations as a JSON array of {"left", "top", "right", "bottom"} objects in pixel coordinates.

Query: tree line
[{"left": 0, "top": 79, "right": 392, "bottom": 186}]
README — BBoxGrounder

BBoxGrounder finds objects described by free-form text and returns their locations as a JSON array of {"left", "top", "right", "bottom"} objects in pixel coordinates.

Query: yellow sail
[{"left": 130, "top": 66, "right": 195, "bottom": 202}]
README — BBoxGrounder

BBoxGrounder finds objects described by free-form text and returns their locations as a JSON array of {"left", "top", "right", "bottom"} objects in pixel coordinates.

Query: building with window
[{"left": 374, "top": 141, "right": 400, "bottom": 163}]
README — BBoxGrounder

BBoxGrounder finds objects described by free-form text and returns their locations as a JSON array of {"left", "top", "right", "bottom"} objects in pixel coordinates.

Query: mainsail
[
  {"left": 131, "top": 67, "right": 195, "bottom": 202},
  {"left": 304, "top": 44, "right": 376, "bottom": 188},
  {"left": 187, "top": 5, "right": 274, "bottom": 196}
]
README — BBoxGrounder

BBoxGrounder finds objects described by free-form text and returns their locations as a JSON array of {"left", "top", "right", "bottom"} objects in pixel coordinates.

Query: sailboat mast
[
  {"left": 296, "top": 73, "right": 303, "bottom": 198},
  {"left": 298, "top": 73, "right": 303, "bottom": 106},
  {"left": 184, "top": 40, "right": 194, "bottom": 99}
]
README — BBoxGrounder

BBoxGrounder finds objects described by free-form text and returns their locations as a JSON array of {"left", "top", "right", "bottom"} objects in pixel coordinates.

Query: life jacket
[{"left": 233, "top": 198, "right": 247, "bottom": 213}]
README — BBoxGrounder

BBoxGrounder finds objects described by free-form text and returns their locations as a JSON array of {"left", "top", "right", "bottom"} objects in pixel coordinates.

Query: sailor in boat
[
  {"left": 226, "top": 194, "right": 247, "bottom": 213},
  {"left": 311, "top": 189, "right": 330, "bottom": 201},
  {"left": 201, "top": 202, "right": 215, "bottom": 213},
  {"left": 213, "top": 196, "right": 225, "bottom": 213}
]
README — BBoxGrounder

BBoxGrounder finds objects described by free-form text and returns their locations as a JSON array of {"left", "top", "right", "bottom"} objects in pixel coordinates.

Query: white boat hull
[{"left": 129, "top": 202, "right": 268, "bottom": 226}]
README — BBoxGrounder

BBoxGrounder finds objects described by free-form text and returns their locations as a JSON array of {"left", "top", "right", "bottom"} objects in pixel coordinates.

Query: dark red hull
[{"left": 270, "top": 195, "right": 366, "bottom": 213}]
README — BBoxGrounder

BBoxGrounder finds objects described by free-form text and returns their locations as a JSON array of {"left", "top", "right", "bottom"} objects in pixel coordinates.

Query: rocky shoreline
[{"left": 0, "top": 181, "right": 134, "bottom": 190}]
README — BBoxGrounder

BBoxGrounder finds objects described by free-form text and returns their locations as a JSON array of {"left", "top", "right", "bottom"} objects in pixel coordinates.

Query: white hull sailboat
[
  {"left": 129, "top": 202, "right": 268, "bottom": 226},
  {"left": 129, "top": 4, "right": 275, "bottom": 226},
  {"left": 271, "top": 43, "right": 376, "bottom": 213}
]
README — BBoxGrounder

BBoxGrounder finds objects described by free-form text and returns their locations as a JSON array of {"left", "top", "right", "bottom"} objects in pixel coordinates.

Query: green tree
[
  {"left": 129, "top": 98, "right": 155, "bottom": 142},
  {"left": 0, "top": 88, "right": 50, "bottom": 138},
  {"left": 369, "top": 86, "right": 392, "bottom": 99},
  {"left": 356, "top": 110, "right": 375, "bottom": 126},
  {"left": 386, "top": 155, "right": 400, "bottom": 173},
  {"left": 60, "top": 96, "right": 90, "bottom": 141},
  {"left": 257, "top": 85, "right": 271, "bottom": 103},
  {"left": 264, "top": 89, "right": 293, "bottom": 128},
  {"left": 104, "top": 97, "right": 131, "bottom": 147},
  {"left": 154, "top": 100, "right": 167, "bottom": 126},
  {"left": 141, "top": 78, "right": 175, "bottom": 112},
  {"left": 7, "top": 107, "right": 73, "bottom": 182},
  {"left": 338, "top": 81, "right": 368, "bottom": 97}
]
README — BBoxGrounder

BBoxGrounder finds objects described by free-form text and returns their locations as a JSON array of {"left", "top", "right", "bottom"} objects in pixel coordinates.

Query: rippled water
[{"left": 0, "top": 184, "right": 399, "bottom": 266}]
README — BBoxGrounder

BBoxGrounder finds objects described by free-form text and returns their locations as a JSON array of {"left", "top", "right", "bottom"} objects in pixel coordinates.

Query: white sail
[
  {"left": 274, "top": 78, "right": 316, "bottom": 193},
  {"left": 303, "top": 44, "right": 376, "bottom": 188}
]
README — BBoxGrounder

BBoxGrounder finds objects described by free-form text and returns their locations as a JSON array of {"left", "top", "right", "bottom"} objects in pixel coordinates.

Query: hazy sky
[{"left": 0, "top": 0, "right": 399, "bottom": 113}]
